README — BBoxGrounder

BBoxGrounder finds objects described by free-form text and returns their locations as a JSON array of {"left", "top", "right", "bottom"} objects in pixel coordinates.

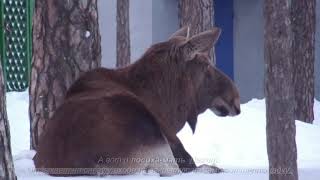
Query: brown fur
[{"left": 34, "top": 27, "right": 240, "bottom": 176}]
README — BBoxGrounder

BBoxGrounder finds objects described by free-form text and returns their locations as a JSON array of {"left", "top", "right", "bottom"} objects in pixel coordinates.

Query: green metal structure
[{"left": 0, "top": 0, "right": 33, "bottom": 91}]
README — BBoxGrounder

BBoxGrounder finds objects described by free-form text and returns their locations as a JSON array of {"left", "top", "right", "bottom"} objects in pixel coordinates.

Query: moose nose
[{"left": 235, "top": 107, "right": 240, "bottom": 115}]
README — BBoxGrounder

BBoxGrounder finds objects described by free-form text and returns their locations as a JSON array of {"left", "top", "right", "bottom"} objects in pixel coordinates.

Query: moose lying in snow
[{"left": 34, "top": 27, "right": 241, "bottom": 176}]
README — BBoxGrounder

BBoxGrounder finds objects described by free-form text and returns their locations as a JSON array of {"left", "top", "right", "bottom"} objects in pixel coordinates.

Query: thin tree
[
  {"left": 116, "top": 0, "right": 131, "bottom": 67},
  {"left": 291, "top": 0, "right": 315, "bottom": 123},
  {"left": 0, "top": 63, "right": 16, "bottom": 180},
  {"left": 264, "top": 0, "right": 298, "bottom": 180},
  {"left": 30, "top": 0, "right": 101, "bottom": 149},
  {"left": 178, "top": 0, "right": 214, "bottom": 63}
]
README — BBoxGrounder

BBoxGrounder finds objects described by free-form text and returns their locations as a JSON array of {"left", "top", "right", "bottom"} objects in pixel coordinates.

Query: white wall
[
  {"left": 98, "top": 0, "right": 154, "bottom": 68},
  {"left": 233, "top": 0, "right": 264, "bottom": 103},
  {"left": 98, "top": 0, "right": 116, "bottom": 68},
  {"left": 152, "top": 0, "right": 179, "bottom": 43},
  {"left": 130, "top": 0, "right": 153, "bottom": 61}
]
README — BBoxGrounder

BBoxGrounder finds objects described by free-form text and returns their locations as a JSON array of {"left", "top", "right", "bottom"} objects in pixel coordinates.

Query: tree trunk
[
  {"left": 264, "top": 1, "right": 298, "bottom": 180},
  {"left": 0, "top": 63, "right": 16, "bottom": 180},
  {"left": 30, "top": 0, "right": 101, "bottom": 149},
  {"left": 116, "top": 0, "right": 131, "bottom": 68},
  {"left": 178, "top": 0, "right": 214, "bottom": 63},
  {"left": 291, "top": 0, "right": 315, "bottom": 123}
]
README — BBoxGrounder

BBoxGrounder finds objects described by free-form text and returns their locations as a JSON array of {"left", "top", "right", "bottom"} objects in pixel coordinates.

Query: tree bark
[
  {"left": 30, "top": 0, "right": 101, "bottom": 149},
  {"left": 116, "top": 0, "right": 131, "bottom": 68},
  {"left": 178, "top": 0, "right": 214, "bottom": 63},
  {"left": 264, "top": 1, "right": 298, "bottom": 180},
  {"left": 0, "top": 63, "right": 16, "bottom": 180},
  {"left": 291, "top": 0, "right": 315, "bottom": 123}
]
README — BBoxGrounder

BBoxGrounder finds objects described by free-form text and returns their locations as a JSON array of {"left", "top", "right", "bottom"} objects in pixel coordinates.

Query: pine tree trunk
[
  {"left": 178, "top": 0, "right": 214, "bottom": 63},
  {"left": 264, "top": 1, "right": 298, "bottom": 180},
  {"left": 291, "top": 0, "right": 315, "bottom": 123},
  {"left": 30, "top": 0, "right": 101, "bottom": 149},
  {"left": 116, "top": 0, "right": 130, "bottom": 68},
  {"left": 0, "top": 63, "right": 16, "bottom": 180}
]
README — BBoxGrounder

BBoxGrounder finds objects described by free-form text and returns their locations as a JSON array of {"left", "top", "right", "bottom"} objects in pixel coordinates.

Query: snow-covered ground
[{"left": 6, "top": 91, "right": 320, "bottom": 180}]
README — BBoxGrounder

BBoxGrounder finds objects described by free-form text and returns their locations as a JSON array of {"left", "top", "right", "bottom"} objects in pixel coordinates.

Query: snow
[
  {"left": 5, "top": 91, "right": 320, "bottom": 180},
  {"left": 7, "top": 91, "right": 30, "bottom": 155},
  {"left": 178, "top": 98, "right": 320, "bottom": 169},
  {"left": 85, "top": 31, "right": 91, "bottom": 38}
]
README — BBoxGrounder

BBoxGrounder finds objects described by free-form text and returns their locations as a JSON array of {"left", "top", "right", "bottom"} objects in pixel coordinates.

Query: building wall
[
  {"left": 98, "top": 0, "right": 153, "bottom": 68},
  {"left": 152, "top": 0, "right": 179, "bottom": 43},
  {"left": 215, "top": 0, "right": 234, "bottom": 80},
  {"left": 233, "top": 0, "right": 264, "bottom": 103},
  {"left": 98, "top": 0, "right": 116, "bottom": 68},
  {"left": 98, "top": 0, "right": 320, "bottom": 101},
  {"left": 234, "top": 0, "right": 320, "bottom": 101},
  {"left": 130, "top": 0, "right": 153, "bottom": 61},
  {"left": 316, "top": 0, "right": 320, "bottom": 100}
]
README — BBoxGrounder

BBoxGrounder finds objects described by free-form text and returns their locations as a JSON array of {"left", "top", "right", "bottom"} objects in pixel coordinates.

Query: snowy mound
[
  {"left": 178, "top": 98, "right": 320, "bottom": 169},
  {"left": 6, "top": 91, "right": 320, "bottom": 179}
]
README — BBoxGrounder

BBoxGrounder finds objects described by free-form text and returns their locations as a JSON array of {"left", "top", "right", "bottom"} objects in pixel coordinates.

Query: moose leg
[
  {"left": 169, "top": 137, "right": 222, "bottom": 173},
  {"left": 169, "top": 137, "right": 197, "bottom": 172},
  {"left": 145, "top": 143, "right": 181, "bottom": 176}
]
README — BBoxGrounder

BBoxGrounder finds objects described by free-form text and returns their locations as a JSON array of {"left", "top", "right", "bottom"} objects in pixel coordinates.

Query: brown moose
[{"left": 33, "top": 27, "right": 241, "bottom": 176}]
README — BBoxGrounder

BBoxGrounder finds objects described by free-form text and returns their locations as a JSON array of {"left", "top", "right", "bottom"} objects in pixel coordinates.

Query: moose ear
[
  {"left": 169, "top": 26, "right": 190, "bottom": 39},
  {"left": 182, "top": 27, "right": 221, "bottom": 58}
]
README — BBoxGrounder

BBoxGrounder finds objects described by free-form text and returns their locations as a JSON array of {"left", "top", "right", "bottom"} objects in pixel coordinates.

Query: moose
[{"left": 34, "top": 27, "right": 241, "bottom": 176}]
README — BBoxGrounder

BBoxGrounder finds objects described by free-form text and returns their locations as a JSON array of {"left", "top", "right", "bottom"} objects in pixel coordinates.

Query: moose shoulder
[{"left": 34, "top": 27, "right": 241, "bottom": 176}]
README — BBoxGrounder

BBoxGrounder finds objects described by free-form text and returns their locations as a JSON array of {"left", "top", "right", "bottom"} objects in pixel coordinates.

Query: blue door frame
[{"left": 215, "top": 0, "right": 234, "bottom": 80}]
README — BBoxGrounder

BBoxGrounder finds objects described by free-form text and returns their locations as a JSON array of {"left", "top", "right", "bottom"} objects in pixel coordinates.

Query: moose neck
[{"left": 124, "top": 56, "right": 198, "bottom": 134}]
